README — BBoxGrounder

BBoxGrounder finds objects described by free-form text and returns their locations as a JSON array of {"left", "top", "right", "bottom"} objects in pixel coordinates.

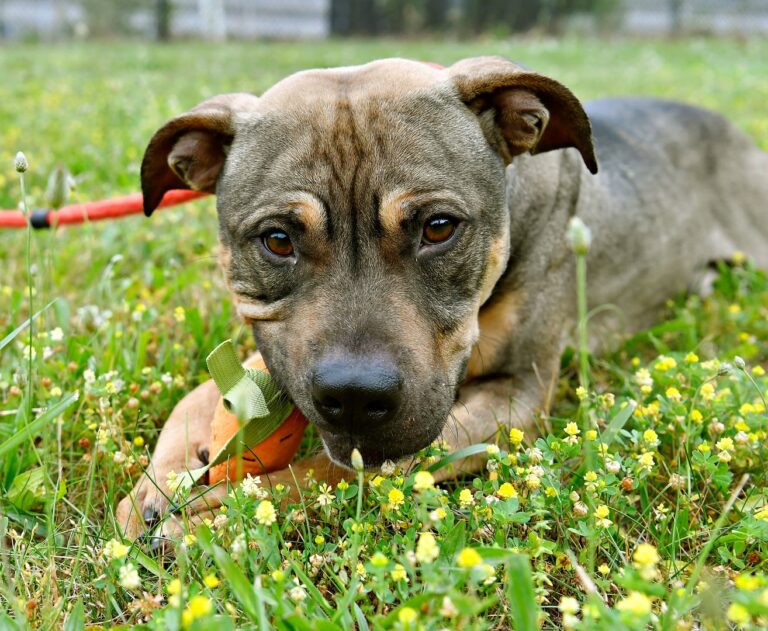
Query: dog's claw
[
  {"left": 149, "top": 535, "right": 167, "bottom": 553},
  {"left": 143, "top": 507, "right": 160, "bottom": 525}
]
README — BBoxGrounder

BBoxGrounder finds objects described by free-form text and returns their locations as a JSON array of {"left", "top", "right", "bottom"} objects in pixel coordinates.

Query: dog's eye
[
  {"left": 422, "top": 216, "right": 456, "bottom": 245},
  {"left": 262, "top": 230, "right": 294, "bottom": 257}
]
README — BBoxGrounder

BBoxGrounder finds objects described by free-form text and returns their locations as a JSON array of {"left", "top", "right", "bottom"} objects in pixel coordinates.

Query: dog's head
[{"left": 141, "top": 57, "right": 596, "bottom": 468}]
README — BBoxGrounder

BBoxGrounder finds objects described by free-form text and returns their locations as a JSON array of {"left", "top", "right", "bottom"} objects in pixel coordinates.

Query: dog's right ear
[{"left": 140, "top": 93, "right": 260, "bottom": 216}]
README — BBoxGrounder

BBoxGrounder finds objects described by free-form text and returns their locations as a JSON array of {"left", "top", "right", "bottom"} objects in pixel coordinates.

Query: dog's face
[{"left": 141, "top": 58, "right": 595, "bottom": 468}]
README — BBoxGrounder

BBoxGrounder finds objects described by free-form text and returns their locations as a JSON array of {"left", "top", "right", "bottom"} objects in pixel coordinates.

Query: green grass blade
[
  {"left": 506, "top": 554, "right": 540, "bottom": 631},
  {"left": 600, "top": 400, "right": 637, "bottom": 446},
  {"left": 63, "top": 599, "right": 84, "bottom": 631},
  {"left": 426, "top": 443, "right": 490, "bottom": 474},
  {"left": 0, "top": 299, "right": 57, "bottom": 352},
  {"left": 197, "top": 526, "right": 261, "bottom": 622},
  {"left": 0, "top": 393, "right": 77, "bottom": 459}
]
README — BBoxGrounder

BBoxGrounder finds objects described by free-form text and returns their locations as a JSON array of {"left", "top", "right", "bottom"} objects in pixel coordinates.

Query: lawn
[{"left": 1, "top": 38, "right": 767, "bottom": 629}]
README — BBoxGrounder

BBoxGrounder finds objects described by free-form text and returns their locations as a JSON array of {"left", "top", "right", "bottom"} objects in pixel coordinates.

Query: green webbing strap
[
  {"left": 172, "top": 340, "right": 294, "bottom": 492},
  {"left": 206, "top": 339, "right": 270, "bottom": 422}
]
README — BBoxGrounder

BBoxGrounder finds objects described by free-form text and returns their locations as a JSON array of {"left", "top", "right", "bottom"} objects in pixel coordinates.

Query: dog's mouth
[{"left": 317, "top": 422, "right": 445, "bottom": 470}]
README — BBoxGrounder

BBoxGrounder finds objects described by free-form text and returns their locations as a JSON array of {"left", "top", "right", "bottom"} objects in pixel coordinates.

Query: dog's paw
[
  {"left": 115, "top": 446, "right": 210, "bottom": 540},
  {"left": 146, "top": 485, "right": 229, "bottom": 553}
]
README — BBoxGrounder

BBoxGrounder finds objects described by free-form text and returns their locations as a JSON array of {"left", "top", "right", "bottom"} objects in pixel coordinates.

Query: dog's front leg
[
  {"left": 434, "top": 373, "right": 551, "bottom": 482},
  {"left": 115, "top": 378, "right": 220, "bottom": 539}
]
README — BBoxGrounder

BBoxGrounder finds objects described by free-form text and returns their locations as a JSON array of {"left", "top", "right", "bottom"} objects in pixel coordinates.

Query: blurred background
[{"left": 2, "top": 0, "right": 768, "bottom": 41}]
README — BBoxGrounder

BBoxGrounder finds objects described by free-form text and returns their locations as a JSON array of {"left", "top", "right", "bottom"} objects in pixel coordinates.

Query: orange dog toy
[{"left": 206, "top": 341, "right": 308, "bottom": 484}]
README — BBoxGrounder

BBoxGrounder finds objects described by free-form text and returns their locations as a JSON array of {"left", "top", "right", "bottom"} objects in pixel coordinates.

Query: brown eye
[
  {"left": 422, "top": 216, "right": 456, "bottom": 245},
  {"left": 262, "top": 230, "right": 294, "bottom": 257}
]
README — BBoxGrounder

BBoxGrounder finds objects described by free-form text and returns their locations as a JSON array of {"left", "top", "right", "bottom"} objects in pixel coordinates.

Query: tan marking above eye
[{"left": 286, "top": 194, "right": 326, "bottom": 234}]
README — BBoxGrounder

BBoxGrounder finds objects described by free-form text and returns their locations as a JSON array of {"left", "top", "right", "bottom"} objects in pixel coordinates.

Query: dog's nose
[{"left": 311, "top": 354, "right": 404, "bottom": 433}]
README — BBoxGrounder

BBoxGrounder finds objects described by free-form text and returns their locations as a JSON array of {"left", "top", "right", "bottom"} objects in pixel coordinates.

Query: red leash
[{"left": 0, "top": 189, "right": 208, "bottom": 229}]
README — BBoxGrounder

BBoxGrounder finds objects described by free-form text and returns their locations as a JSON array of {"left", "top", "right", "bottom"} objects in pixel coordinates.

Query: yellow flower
[
  {"left": 595, "top": 505, "right": 610, "bottom": 519},
  {"left": 458, "top": 489, "right": 474, "bottom": 507},
  {"left": 103, "top": 538, "right": 129, "bottom": 560},
  {"left": 167, "top": 578, "right": 182, "bottom": 595},
  {"left": 509, "top": 428, "right": 525, "bottom": 446},
  {"left": 684, "top": 352, "right": 699, "bottom": 363},
  {"left": 697, "top": 442, "right": 711, "bottom": 453},
  {"left": 690, "top": 409, "right": 703, "bottom": 423},
  {"left": 187, "top": 595, "right": 212, "bottom": 618},
  {"left": 387, "top": 488, "right": 405, "bottom": 509},
  {"left": 413, "top": 471, "right": 435, "bottom": 491},
  {"left": 390, "top": 564, "right": 408, "bottom": 582},
  {"left": 545, "top": 486, "right": 558, "bottom": 498},
  {"left": 655, "top": 356, "right": 677, "bottom": 372},
  {"left": 734, "top": 574, "right": 762, "bottom": 592},
  {"left": 133, "top": 436, "right": 145, "bottom": 448},
  {"left": 370, "top": 475, "right": 385, "bottom": 488},
  {"left": 576, "top": 386, "right": 588, "bottom": 401},
  {"left": 716, "top": 437, "right": 734, "bottom": 452},
  {"left": 456, "top": 547, "right": 483, "bottom": 568},
  {"left": 585, "top": 429, "right": 598, "bottom": 441},
  {"left": 728, "top": 304, "right": 741, "bottom": 315},
  {"left": 752, "top": 366, "right": 765, "bottom": 376},
  {"left": 643, "top": 429, "right": 658, "bottom": 444},
  {"left": 389, "top": 563, "right": 408, "bottom": 583},
  {"left": 665, "top": 387, "right": 681, "bottom": 402},
  {"left": 633, "top": 543, "right": 659, "bottom": 567},
  {"left": 739, "top": 403, "right": 756, "bottom": 416},
  {"left": 370, "top": 552, "right": 388, "bottom": 567},
  {"left": 337, "top": 479, "right": 349, "bottom": 491},
  {"left": 726, "top": 602, "right": 750, "bottom": 624},
  {"left": 497, "top": 482, "right": 517, "bottom": 499},
  {"left": 558, "top": 596, "right": 580, "bottom": 615},
  {"left": 564, "top": 422, "right": 580, "bottom": 437},
  {"left": 203, "top": 574, "right": 220, "bottom": 589},
  {"left": 430, "top": 507, "right": 447, "bottom": 521},
  {"left": 256, "top": 500, "right": 277, "bottom": 526},
  {"left": 398, "top": 607, "right": 418, "bottom": 624},
  {"left": 585, "top": 471, "right": 598, "bottom": 483},
  {"left": 616, "top": 592, "right": 652, "bottom": 615},
  {"left": 173, "top": 306, "right": 186, "bottom": 323},
  {"left": 700, "top": 383, "right": 715, "bottom": 401},
  {"left": 638, "top": 452, "right": 655, "bottom": 470},
  {"left": 526, "top": 473, "right": 541, "bottom": 489},
  {"left": 183, "top": 534, "right": 197, "bottom": 546},
  {"left": 754, "top": 506, "right": 768, "bottom": 521},
  {"left": 598, "top": 563, "right": 610, "bottom": 576},
  {"left": 415, "top": 532, "right": 440, "bottom": 563}
]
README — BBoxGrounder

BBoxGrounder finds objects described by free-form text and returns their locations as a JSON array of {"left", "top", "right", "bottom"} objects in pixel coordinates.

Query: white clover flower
[
  {"left": 49, "top": 327, "right": 64, "bottom": 342},
  {"left": 289, "top": 585, "right": 307, "bottom": 602},
  {"left": 242, "top": 474, "right": 267, "bottom": 499},
  {"left": 119, "top": 563, "right": 141, "bottom": 590}
]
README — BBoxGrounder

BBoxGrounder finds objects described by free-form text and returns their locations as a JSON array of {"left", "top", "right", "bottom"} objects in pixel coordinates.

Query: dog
[{"left": 116, "top": 56, "right": 768, "bottom": 540}]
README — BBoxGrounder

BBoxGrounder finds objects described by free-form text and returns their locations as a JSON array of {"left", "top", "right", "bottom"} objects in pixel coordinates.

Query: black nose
[{"left": 311, "top": 354, "right": 404, "bottom": 433}]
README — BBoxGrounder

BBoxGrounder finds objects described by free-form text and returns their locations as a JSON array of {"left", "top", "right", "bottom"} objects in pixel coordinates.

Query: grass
[{"left": 1, "top": 37, "right": 767, "bottom": 629}]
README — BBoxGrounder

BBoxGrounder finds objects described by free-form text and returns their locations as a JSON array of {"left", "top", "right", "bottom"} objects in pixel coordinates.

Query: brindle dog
[{"left": 117, "top": 56, "right": 768, "bottom": 540}]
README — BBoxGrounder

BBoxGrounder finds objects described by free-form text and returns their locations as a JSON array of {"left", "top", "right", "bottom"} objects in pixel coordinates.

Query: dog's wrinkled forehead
[
  {"left": 257, "top": 59, "right": 447, "bottom": 108},
  {"left": 217, "top": 62, "right": 498, "bottom": 236}
]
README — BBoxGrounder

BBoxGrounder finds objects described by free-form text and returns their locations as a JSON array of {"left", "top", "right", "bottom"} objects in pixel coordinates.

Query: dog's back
[{"left": 580, "top": 98, "right": 768, "bottom": 331}]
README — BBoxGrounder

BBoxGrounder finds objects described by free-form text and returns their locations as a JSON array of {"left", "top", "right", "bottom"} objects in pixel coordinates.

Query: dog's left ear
[
  {"left": 140, "top": 93, "right": 260, "bottom": 216},
  {"left": 449, "top": 56, "right": 597, "bottom": 173}
]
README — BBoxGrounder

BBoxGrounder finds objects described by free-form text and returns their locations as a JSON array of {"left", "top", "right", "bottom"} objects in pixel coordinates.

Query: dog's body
[{"left": 117, "top": 58, "right": 768, "bottom": 539}]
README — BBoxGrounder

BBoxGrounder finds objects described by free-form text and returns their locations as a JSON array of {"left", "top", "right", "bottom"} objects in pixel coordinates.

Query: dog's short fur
[{"left": 117, "top": 57, "right": 768, "bottom": 540}]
